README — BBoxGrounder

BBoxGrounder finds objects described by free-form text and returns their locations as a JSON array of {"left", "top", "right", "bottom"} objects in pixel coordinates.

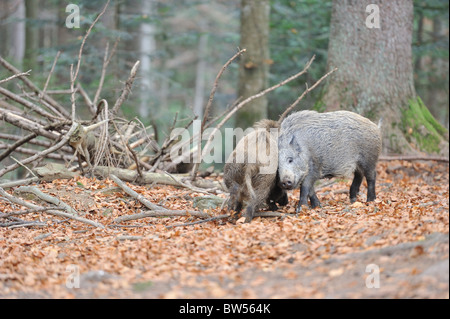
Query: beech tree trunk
[
  {"left": 320, "top": 0, "right": 448, "bottom": 156},
  {"left": 193, "top": 33, "right": 208, "bottom": 118},
  {"left": 0, "top": 0, "right": 25, "bottom": 65},
  {"left": 24, "top": 0, "right": 38, "bottom": 72},
  {"left": 139, "top": 0, "right": 156, "bottom": 119},
  {"left": 235, "top": 0, "right": 270, "bottom": 130}
]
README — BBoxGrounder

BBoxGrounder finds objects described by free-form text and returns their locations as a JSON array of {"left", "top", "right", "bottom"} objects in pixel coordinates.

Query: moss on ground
[{"left": 401, "top": 97, "right": 448, "bottom": 154}]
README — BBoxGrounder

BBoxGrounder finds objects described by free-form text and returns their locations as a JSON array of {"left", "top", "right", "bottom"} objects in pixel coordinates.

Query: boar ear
[
  {"left": 289, "top": 136, "right": 302, "bottom": 152},
  {"left": 289, "top": 135, "right": 295, "bottom": 145}
]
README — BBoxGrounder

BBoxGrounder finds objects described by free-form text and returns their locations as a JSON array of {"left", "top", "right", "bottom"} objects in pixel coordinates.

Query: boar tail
[
  {"left": 245, "top": 166, "right": 257, "bottom": 200},
  {"left": 377, "top": 117, "right": 383, "bottom": 130}
]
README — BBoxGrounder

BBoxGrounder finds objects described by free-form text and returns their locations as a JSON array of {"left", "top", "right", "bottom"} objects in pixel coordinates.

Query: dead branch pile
[{"left": 0, "top": 2, "right": 190, "bottom": 181}]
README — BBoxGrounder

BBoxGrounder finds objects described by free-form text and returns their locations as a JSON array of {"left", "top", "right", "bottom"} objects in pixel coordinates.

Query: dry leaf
[{"left": 328, "top": 268, "right": 344, "bottom": 277}]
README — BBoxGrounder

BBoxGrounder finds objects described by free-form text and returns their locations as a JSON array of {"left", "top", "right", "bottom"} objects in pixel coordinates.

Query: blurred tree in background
[
  {"left": 234, "top": 0, "right": 270, "bottom": 130},
  {"left": 413, "top": 0, "right": 449, "bottom": 130}
]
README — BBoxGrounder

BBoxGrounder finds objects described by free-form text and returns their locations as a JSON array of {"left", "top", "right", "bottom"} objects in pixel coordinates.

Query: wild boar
[
  {"left": 224, "top": 119, "right": 288, "bottom": 223},
  {"left": 278, "top": 110, "right": 382, "bottom": 212}
]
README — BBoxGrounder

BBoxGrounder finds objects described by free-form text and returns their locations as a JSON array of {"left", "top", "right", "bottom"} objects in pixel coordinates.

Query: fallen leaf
[{"left": 328, "top": 268, "right": 344, "bottom": 277}]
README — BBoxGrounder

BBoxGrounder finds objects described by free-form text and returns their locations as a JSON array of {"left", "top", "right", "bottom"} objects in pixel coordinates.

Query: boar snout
[{"left": 280, "top": 179, "right": 293, "bottom": 190}]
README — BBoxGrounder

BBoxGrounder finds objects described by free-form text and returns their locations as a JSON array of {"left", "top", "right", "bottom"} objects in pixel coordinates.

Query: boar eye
[{"left": 288, "top": 157, "right": 293, "bottom": 163}]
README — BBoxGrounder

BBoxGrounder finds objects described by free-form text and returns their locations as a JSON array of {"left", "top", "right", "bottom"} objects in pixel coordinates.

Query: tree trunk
[
  {"left": 24, "top": 0, "right": 38, "bottom": 73},
  {"left": 320, "top": 0, "right": 448, "bottom": 156},
  {"left": 193, "top": 33, "right": 208, "bottom": 118},
  {"left": 0, "top": 0, "right": 25, "bottom": 65},
  {"left": 138, "top": 0, "right": 156, "bottom": 119},
  {"left": 235, "top": 0, "right": 270, "bottom": 130},
  {"left": 427, "top": 17, "right": 449, "bottom": 130}
]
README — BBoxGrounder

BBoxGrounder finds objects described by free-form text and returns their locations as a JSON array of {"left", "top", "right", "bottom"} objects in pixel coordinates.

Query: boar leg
[
  {"left": 309, "top": 189, "right": 321, "bottom": 208},
  {"left": 245, "top": 179, "right": 273, "bottom": 223},
  {"left": 245, "top": 205, "right": 256, "bottom": 223},
  {"left": 245, "top": 195, "right": 266, "bottom": 223},
  {"left": 297, "top": 179, "right": 314, "bottom": 213},
  {"left": 365, "top": 170, "right": 377, "bottom": 202},
  {"left": 267, "top": 185, "right": 288, "bottom": 210},
  {"left": 277, "top": 190, "right": 289, "bottom": 207},
  {"left": 267, "top": 201, "right": 278, "bottom": 211},
  {"left": 234, "top": 201, "right": 243, "bottom": 213},
  {"left": 297, "top": 176, "right": 321, "bottom": 212},
  {"left": 228, "top": 183, "right": 243, "bottom": 213},
  {"left": 349, "top": 170, "right": 363, "bottom": 203}
]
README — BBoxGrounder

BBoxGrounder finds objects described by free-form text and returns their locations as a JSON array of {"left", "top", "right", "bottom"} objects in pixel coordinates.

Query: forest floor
[{"left": 0, "top": 160, "right": 448, "bottom": 299}]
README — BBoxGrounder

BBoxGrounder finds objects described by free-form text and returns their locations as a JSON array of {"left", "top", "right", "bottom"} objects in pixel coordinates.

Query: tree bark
[
  {"left": 235, "top": 0, "right": 270, "bottom": 130},
  {"left": 24, "top": 0, "right": 38, "bottom": 73},
  {"left": 193, "top": 33, "right": 208, "bottom": 118},
  {"left": 0, "top": 0, "right": 25, "bottom": 65},
  {"left": 320, "top": 0, "right": 448, "bottom": 156},
  {"left": 138, "top": 0, "right": 156, "bottom": 119}
]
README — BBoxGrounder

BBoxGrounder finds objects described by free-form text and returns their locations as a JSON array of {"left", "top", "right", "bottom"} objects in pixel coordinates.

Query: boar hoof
[
  {"left": 311, "top": 202, "right": 322, "bottom": 209},
  {"left": 245, "top": 206, "right": 255, "bottom": 223},
  {"left": 268, "top": 202, "right": 278, "bottom": 211},
  {"left": 310, "top": 197, "right": 321, "bottom": 209},
  {"left": 278, "top": 193, "right": 289, "bottom": 206}
]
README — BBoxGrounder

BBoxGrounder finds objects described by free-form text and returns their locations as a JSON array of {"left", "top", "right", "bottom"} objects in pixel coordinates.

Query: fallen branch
[
  {"left": 0, "top": 142, "right": 74, "bottom": 162},
  {"left": 0, "top": 132, "right": 73, "bottom": 152},
  {"left": 0, "top": 132, "right": 38, "bottom": 162},
  {"left": 0, "top": 70, "right": 31, "bottom": 85},
  {"left": 254, "top": 211, "right": 286, "bottom": 218},
  {"left": 379, "top": 155, "right": 449, "bottom": 163},
  {"left": 0, "top": 186, "right": 104, "bottom": 228},
  {"left": 0, "top": 56, "right": 69, "bottom": 117},
  {"left": 109, "top": 174, "right": 165, "bottom": 211},
  {"left": 109, "top": 173, "right": 217, "bottom": 223},
  {"left": 0, "top": 206, "right": 65, "bottom": 218},
  {"left": 93, "top": 166, "right": 224, "bottom": 190},
  {"left": 0, "top": 177, "right": 39, "bottom": 189},
  {"left": 0, "top": 122, "right": 78, "bottom": 178},
  {"left": 15, "top": 185, "right": 78, "bottom": 215},
  {"left": 0, "top": 86, "right": 58, "bottom": 119},
  {"left": 113, "top": 209, "right": 210, "bottom": 223},
  {"left": 0, "top": 108, "right": 60, "bottom": 140},
  {"left": 163, "top": 171, "right": 217, "bottom": 194},
  {"left": 166, "top": 214, "right": 230, "bottom": 228},
  {"left": 5, "top": 221, "right": 48, "bottom": 229}
]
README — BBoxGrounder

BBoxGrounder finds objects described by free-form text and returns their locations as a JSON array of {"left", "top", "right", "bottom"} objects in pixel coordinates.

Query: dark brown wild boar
[{"left": 224, "top": 119, "right": 288, "bottom": 223}]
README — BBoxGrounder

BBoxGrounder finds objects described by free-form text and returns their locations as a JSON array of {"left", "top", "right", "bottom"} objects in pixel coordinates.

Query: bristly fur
[
  {"left": 278, "top": 110, "right": 382, "bottom": 212},
  {"left": 224, "top": 119, "right": 287, "bottom": 223},
  {"left": 253, "top": 119, "right": 279, "bottom": 130}
]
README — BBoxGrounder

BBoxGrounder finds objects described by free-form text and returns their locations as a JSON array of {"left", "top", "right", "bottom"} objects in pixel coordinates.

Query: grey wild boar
[
  {"left": 278, "top": 110, "right": 382, "bottom": 212},
  {"left": 224, "top": 119, "right": 288, "bottom": 223}
]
